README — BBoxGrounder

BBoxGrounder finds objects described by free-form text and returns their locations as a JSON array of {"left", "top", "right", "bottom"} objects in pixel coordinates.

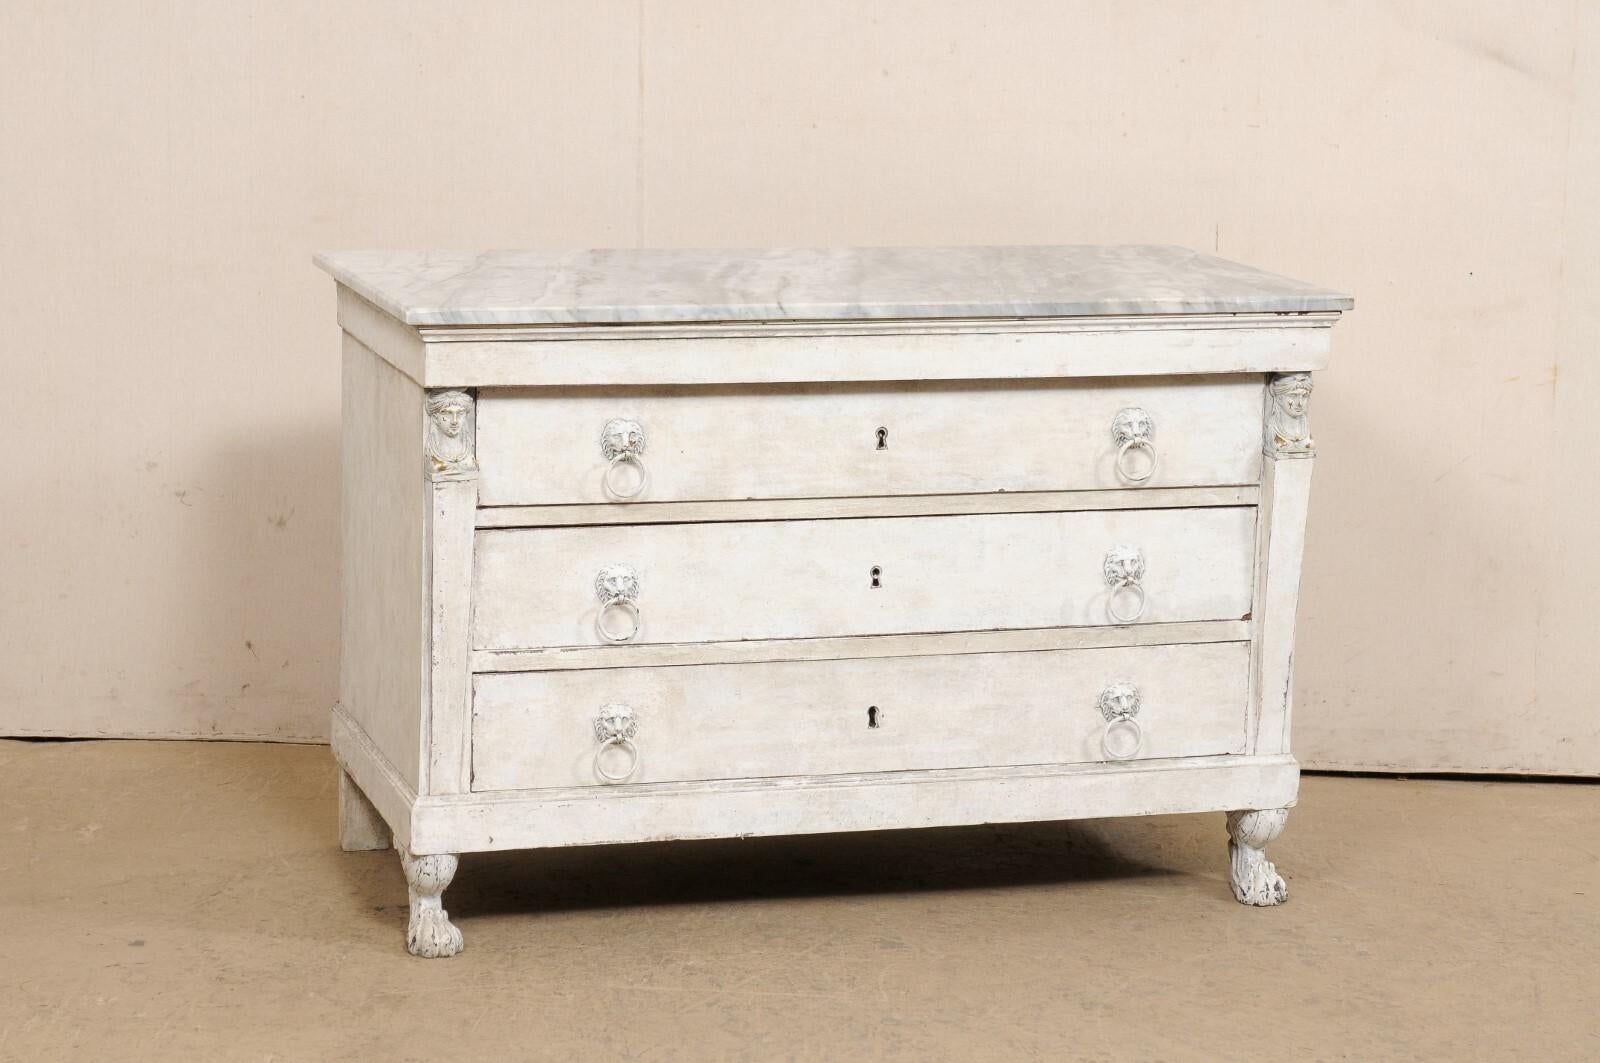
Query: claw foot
[
  {"left": 1230, "top": 848, "right": 1289, "bottom": 906},
  {"left": 407, "top": 905, "right": 465, "bottom": 958},
  {"left": 1226, "top": 808, "right": 1290, "bottom": 907},
  {"left": 399, "top": 847, "right": 464, "bottom": 958}
]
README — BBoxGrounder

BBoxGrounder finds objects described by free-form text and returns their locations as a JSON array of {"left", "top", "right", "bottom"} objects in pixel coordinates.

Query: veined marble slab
[{"left": 313, "top": 245, "right": 1352, "bottom": 327}]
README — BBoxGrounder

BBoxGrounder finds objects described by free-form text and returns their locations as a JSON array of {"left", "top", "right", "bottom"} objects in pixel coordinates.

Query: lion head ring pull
[
  {"left": 1103, "top": 545, "right": 1148, "bottom": 624},
  {"left": 593, "top": 702, "right": 640, "bottom": 783},
  {"left": 1098, "top": 680, "right": 1144, "bottom": 760},
  {"left": 594, "top": 564, "right": 642, "bottom": 643},
  {"left": 600, "top": 417, "right": 648, "bottom": 499},
  {"left": 1111, "top": 406, "right": 1158, "bottom": 484}
]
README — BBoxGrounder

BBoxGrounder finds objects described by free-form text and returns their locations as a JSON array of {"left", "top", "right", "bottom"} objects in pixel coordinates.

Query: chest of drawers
[{"left": 316, "top": 245, "right": 1350, "bottom": 957}]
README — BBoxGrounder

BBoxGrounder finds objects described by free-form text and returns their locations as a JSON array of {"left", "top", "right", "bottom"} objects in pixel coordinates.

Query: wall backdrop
[{"left": 2, "top": 1, "right": 1595, "bottom": 774}]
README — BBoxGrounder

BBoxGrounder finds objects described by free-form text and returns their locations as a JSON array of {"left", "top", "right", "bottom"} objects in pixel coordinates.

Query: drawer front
[
  {"left": 471, "top": 641, "right": 1250, "bottom": 791},
  {"left": 473, "top": 506, "right": 1255, "bottom": 651},
  {"left": 475, "top": 376, "right": 1264, "bottom": 506}
]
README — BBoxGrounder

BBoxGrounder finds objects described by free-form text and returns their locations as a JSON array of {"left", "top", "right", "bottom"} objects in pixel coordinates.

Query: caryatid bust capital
[
  {"left": 1265, "top": 373, "right": 1313, "bottom": 457},
  {"left": 425, "top": 390, "right": 475, "bottom": 472}
]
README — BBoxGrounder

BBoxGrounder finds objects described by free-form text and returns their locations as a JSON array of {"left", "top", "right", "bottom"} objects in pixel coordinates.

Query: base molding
[
  {"left": 334, "top": 704, "right": 1298, "bottom": 856},
  {"left": 334, "top": 704, "right": 1298, "bottom": 857},
  {"left": 331, "top": 706, "right": 417, "bottom": 850}
]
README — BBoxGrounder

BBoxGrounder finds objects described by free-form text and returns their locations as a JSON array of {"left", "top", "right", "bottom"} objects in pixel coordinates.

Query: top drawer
[{"left": 475, "top": 375, "right": 1265, "bottom": 506}]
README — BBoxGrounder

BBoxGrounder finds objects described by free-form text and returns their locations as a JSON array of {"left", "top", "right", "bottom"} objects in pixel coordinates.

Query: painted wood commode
[{"left": 315, "top": 246, "right": 1351, "bottom": 957}]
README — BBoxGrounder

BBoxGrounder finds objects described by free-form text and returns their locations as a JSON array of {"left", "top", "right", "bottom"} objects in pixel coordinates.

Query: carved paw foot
[
  {"left": 398, "top": 847, "right": 464, "bottom": 958},
  {"left": 1226, "top": 808, "right": 1290, "bottom": 907},
  {"left": 1230, "top": 848, "right": 1289, "bottom": 906},
  {"left": 407, "top": 904, "right": 465, "bottom": 958}
]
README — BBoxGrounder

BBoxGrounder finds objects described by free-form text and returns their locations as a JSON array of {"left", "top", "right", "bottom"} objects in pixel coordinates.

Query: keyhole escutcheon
[
  {"left": 870, "top": 566, "right": 882, "bottom": 589},
  {"left": 867, "top": 706, "right": 881, "bottom": 728},
  {"left": 875, "top": 426, "right": 889, "bottom": 450}
]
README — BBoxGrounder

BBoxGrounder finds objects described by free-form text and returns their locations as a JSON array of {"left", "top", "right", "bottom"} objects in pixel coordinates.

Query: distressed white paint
[
  {"left": 331, "top": 701, "right": 1299, "bottom": 856},
  {"left": 474, "top": 377, "right": 1264, "bottom": 505},
  {"left": 398, "top": 847, "right": 464, "bottom": 958},
  {"left": 472, "top": 641, "right": 1250, "bottom": 791},
  {"left": 518, "top": 330, "right": 1322, "bottom": 390},
  {"left": 425, "top": 751, "right": 1300, "bottom": 856},
  {"left": 332, "top": 283, "right": 1335, "bottom": 389},
  {"left": 1226, "top": 807, "right": 1290, "bottom": 906},
  {"left": 475, "top": 485, "right": 1259, "bottom": 529},
  {"left": 337, "top": 767, "right": 391, "bottom": 852},
  {"left": 421, "top": 310, "right": 1335, "bottom": 344},
  {"left": 472, "top": 507, "right": 1257, "bottom": 651},
  {"left": 339, "top": 336, "right": 428, "bottom": 791},
  {"left": 324, "top": 246, "right": 1343, "bottom": 953},
  {"left": 425, "top": 476, "right": 477, "bottom": 795},
  {"left": 420, "top": 317, "right": 1334, "bottom": 389},
  {"left": 331, "top": 705, "right": 416, "bottom": 854},
  {"left": 470, "top": 619, "right": 1252, "bottom": 675},
  {"left": 339, "top": 287, "right": 427, "bottom": 384},
  {"left": 1252, "top": 448, "right": 1315, "bottom": 755}
]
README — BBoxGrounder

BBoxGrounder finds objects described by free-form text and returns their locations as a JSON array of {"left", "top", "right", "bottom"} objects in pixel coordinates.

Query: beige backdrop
[{"left": 2, "top": 1, "right": 1595, "bottom": 774}]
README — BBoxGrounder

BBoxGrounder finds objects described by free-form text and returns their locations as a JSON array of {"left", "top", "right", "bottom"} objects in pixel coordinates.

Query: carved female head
[
  {"left": 1270, "top": 373, "right": 1312, "bottom": 417},
  {"left": 428, "top": 392, "right": 469, "bottom": 437},
  {"left": 426, "top": 390, "right": 473, "bottom": 468}
]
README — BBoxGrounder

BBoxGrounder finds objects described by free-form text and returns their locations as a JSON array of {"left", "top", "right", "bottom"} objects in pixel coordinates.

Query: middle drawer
[{"left": 472, "top": 506, "right": 1256, "bottom": 651}]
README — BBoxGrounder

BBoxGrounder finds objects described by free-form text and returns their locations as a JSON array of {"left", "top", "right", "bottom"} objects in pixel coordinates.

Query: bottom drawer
[{"left": 471, "top": 641, "right": 1249, "bottom": 791}]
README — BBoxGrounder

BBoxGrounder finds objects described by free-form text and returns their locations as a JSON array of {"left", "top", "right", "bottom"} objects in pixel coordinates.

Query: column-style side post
[
  {"left": 1229, "top": 372, "right": 1316, "bottom": 908},
  {"left": 422, "top": 388, "right": 479, "bottom": 796},
  {"left": 1250, "top": 372, "right": 1316, "bottom": 755}
]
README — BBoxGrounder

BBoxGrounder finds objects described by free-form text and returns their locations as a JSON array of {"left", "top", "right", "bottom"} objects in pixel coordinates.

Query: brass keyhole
[
  {"left": 870, "top": 566, "right": 882, "bottom": 589},
  {"left": 875, "top": 426, "right": 889, "bottom": 450}
]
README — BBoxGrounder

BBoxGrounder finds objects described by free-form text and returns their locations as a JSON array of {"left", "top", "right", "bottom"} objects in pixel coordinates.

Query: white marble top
[{"left": 314, "top": 245, "right": 1352, "bottom": 327}]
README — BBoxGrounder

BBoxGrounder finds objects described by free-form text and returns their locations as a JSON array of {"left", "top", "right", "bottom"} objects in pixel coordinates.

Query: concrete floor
[{"left": 2, "top": 740, "right": 1595, "bottom": 1062}]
